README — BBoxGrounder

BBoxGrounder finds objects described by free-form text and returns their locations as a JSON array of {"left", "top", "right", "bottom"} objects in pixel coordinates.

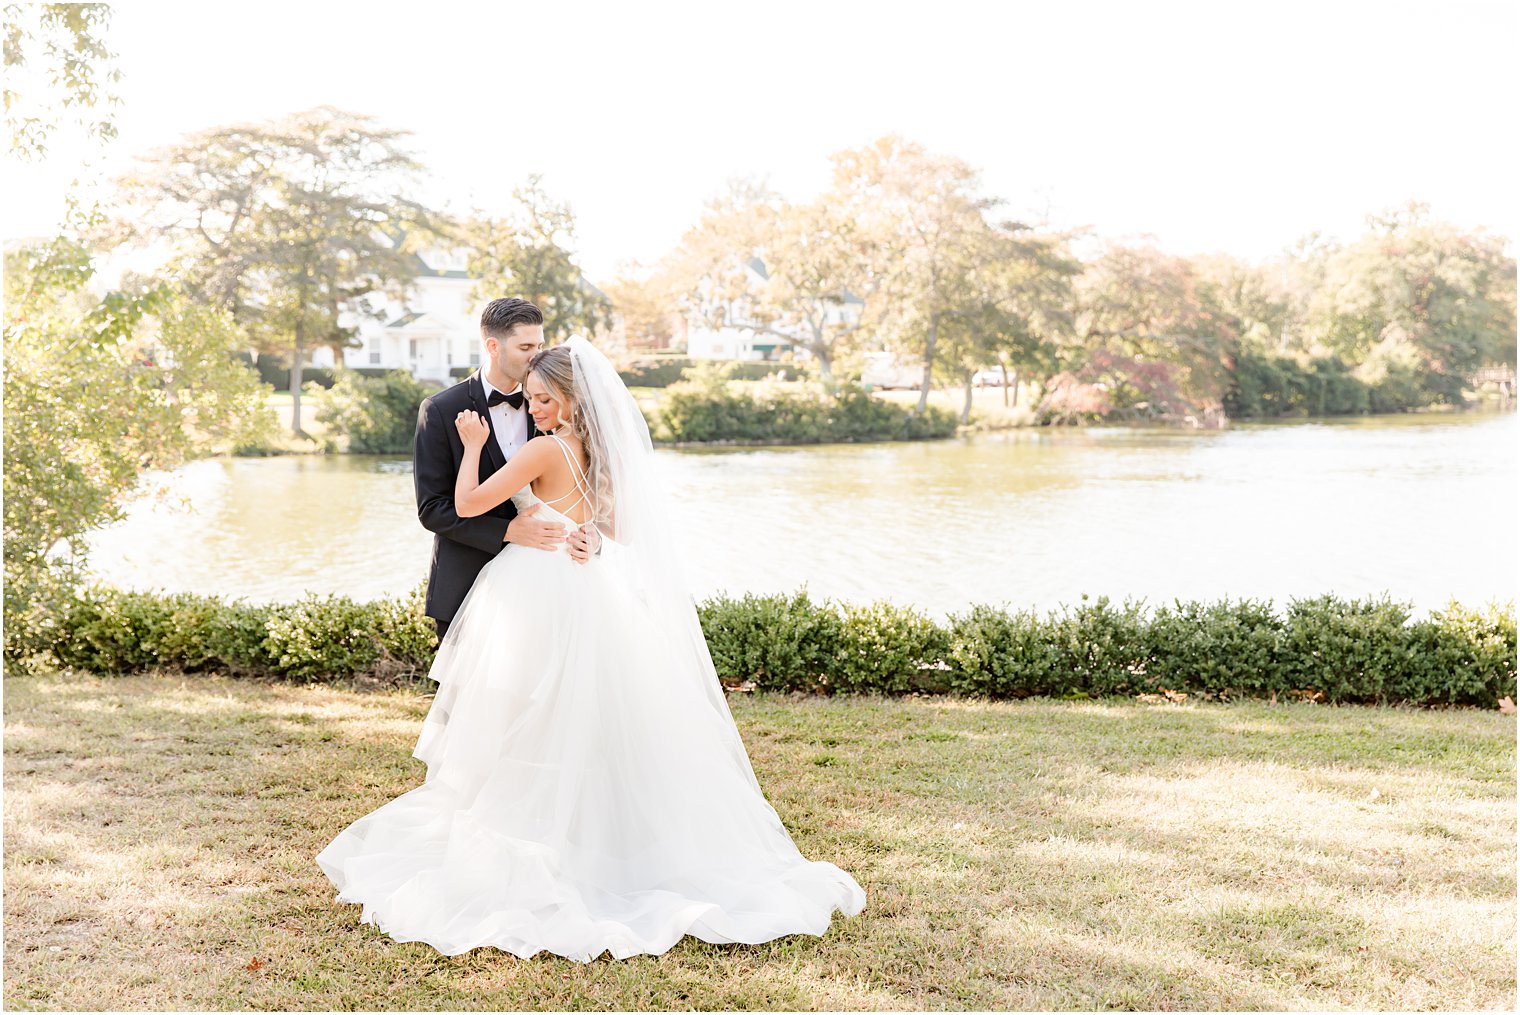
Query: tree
[
  {"left": 1306, "top": 203, "right": 1516, "bottom": 401},
  {"left": 2, "top": 1, "right": 280, "bottom": 663},
  {"left": 1070, "top": 245, "right": 1234, "bottom": 419},
  {"left": 832, "top": 136, "right": 1003, "bottom": 414},
  {"left": 672, "top": 185, "right": 880, "bottom": 389},
  {"left": 601, "top": 264, "right": 680, "bottom": 353},
  {"left": 4, "top": 241, "right": 273, "bottom": 650},
  {"left": 933, "top": 223, "right": 1080, "bottom": 422},
  {"left": 3, "top": 2, "right": 119, "bottom": 158},
  {"left": 112, "top": 107, "right": 438, "bottom": 434},
  {"left": 463, "top": 175, "right": 611, "bottom": 342}
]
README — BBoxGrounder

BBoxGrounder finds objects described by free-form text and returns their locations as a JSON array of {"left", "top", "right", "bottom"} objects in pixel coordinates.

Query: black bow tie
[{"left": 488, "top": 388, "right": 525, "bottom": 410}]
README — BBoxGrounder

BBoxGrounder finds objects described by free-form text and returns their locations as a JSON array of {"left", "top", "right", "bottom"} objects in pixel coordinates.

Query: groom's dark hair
[{"left": 480, "top": 298, "right": 544, "bottom": 339}]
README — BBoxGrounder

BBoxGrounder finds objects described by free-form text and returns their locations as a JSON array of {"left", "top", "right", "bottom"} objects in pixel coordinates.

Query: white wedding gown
[{"left": 316, "top": 482, "right": 866, "bottom": 961}]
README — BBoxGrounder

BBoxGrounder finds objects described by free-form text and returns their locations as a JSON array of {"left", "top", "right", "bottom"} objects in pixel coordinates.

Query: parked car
[{"left": 861, "top": 352, "right": 921, "bottom": 390}]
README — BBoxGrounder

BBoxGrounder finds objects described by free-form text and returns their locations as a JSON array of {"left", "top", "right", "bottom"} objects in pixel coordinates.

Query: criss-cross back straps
[{"left": 540, "top": 433, "right": 594, "bottom": 519}]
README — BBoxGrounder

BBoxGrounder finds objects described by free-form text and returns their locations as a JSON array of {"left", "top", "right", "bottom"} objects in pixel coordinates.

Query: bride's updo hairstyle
[{"left": 527, "top": 344, "right": 610, "bottom": 522}]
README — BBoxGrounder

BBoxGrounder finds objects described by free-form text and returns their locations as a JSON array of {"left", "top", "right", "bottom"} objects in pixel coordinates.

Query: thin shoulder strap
[
  {"left": 542, "top": 433, "right": 595, "bottom": 520},
  {"left": 547, "top": 433, "right": 590, "bottom": 492}
]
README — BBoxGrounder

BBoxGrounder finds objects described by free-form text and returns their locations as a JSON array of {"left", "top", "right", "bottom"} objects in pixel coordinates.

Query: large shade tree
[
  {"left": 3, "top": 2, "right": 119, "bottom": 157},
  {"left": 933, "top": 222, "right": 1080, "bottom": 421},
  {"left": 462, "top": 175, "right": 611, "bottom": 342},
  {"left": 672, "top": 181, "right": 880, "bottom": 390},
  {"left": 1067, "top": 244, "right": 1235, "bottom": 420},
  {"left": 832, "top": 136, "right": 1006, "bottom": 414},
  {"left": 1306, "top": 203, "right": 1516, "bottom": 402},
  {"left": 112, "top": 107, "right": 439, "bottom": 433}
]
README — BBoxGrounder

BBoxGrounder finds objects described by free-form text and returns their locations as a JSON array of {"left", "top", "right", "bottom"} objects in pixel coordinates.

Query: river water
[{"left": 82, "top": 413, "right": 1517, "bottom": 616}]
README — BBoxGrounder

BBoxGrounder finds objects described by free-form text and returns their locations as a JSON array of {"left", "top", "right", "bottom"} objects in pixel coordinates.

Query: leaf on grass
[{"left": 246, "top": 957, "right": 265, "bottom": 972}]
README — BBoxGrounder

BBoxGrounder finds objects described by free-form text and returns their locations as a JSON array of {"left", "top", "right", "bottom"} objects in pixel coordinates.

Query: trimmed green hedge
[
  {"left": 41, "top": 586, "right": 437, "bottom": 683},
  {"left": 661, "top": 381, "right": 957, "bottom": 443},
  {"left": 14, "top": 586, "right": 1515, "bottom": 707}
]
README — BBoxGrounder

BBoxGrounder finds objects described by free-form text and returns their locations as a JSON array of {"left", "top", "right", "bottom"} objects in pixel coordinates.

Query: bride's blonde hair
[{"left": 527, "top": 345, "right": 610, "bottom": 524}]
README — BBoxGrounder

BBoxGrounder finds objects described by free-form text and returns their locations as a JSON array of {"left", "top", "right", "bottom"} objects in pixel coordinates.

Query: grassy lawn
[
  {"left": 4, "top": 671, "right": 1514, "bottom": 1011},
  {"left": 258, "top": 393, "right": 333, "bottom": 451}
]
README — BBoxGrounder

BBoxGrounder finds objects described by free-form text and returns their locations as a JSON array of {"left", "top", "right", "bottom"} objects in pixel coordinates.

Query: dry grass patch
[{"left": 3, "top": 671, "right": 1514, "bottom": 1011}]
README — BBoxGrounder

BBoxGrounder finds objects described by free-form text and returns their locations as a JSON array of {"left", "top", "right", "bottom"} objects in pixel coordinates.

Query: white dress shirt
[{"left": 479, "top": 372, "right": 529, "bottom": 461}]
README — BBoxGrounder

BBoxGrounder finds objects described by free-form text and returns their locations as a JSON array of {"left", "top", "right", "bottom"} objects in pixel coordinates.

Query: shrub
[
  {"left": 261, "top": 594, "right": 387, "bottom": 682},
  {"left": 945, "top": 604, "right": 1064, "bottom": 697},
  {"left": 620, "top": 358, "right": 808, "bottom": 389},
  {"left": 29, "top": 585, "right": 1517, "bottom": 709},
  {"left": 315, "top": 370, "right": 440, "bottom": 453},
  {"left": 833, "top": 601, "right": 948, "bottom": 694},
  {"left": 619, "top": 357, "right": 693, "bottom": 388},
  {"left": 372, "top": 583, "right": 440, "bottom": 678},
  {"left": 1144, "top": 598, "right": 1285, "bottom": 699},
  {"left": 697, "top": 590, "right": 841, "bottom": 693},
  {"left": 661, "top": 374, "right": 956, "bottom": 443},
  {"left": 52, "top": 586, "right": 165, "bottom": 673},
  {"left": 1280, "top": 594, "right": 1415, "bottom": 703},
  {"left": 1048, "top": 596, "right": 1150, "bottom": 697},
  {"left": 236, "top": 352, "right": 337, "bottom": 391},
  {"left": 1398, "top": 600, "right": 1518, "bottom": 707},
  {"left": 1224, "top": 349, "right": 1449, "bottom": 419}
]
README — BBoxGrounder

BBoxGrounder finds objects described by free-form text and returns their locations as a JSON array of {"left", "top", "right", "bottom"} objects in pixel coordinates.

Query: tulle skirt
[{"left": 315, "top": 543, "right": 866, "bottom": 960}]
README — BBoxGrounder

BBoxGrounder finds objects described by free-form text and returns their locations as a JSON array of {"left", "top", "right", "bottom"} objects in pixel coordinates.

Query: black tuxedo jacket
[{"left": 414, "top": 371, "right": 539, "bottom": 622}]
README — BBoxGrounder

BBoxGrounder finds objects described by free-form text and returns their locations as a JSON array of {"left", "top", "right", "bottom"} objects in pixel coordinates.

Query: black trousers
[{"left": 434, "top": 618, "right": 450, "bottom": 645}]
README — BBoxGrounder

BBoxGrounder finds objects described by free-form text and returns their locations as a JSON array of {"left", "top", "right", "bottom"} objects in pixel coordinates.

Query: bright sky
[{"left": 4, "top": 0, "right": 1515, "bottom": 282}]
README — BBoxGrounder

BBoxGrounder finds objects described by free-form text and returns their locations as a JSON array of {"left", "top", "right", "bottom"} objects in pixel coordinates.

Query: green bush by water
[
  {"left": 1223, "top": 350, "right": 1458, "bottom": 418},
  {"left": 661, "top": 374, "right": 957, "bottom": 443},
  {"left": 14, "top": 585, "right": 1515, "bottom": 707},
  {"left": 314, "top": 370, "right": 441, "bottom": 453}
]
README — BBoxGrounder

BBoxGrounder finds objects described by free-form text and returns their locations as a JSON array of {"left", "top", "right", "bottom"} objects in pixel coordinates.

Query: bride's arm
[{"left": 453, "top": 413, "right": 554, "bottom": 517}]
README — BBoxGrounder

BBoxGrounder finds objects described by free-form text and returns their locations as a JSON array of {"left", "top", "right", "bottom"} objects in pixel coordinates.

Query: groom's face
[{"left": 484, "top": 324, "right": 545, "bottom": 386}]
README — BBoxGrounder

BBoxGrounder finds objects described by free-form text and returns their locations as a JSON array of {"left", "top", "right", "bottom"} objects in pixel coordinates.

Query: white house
[
  {"left": 682, "top": 256, "right": 864, "bottom": 362},
  {"left": 310, "top": 246, "right": 612, "bottom": 383},
  {"left": 308, "top": 246, "right": 480, "bottom": 383}
]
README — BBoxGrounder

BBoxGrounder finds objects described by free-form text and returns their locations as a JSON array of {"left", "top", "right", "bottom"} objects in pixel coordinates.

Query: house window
[
  {"left": 368, "top": 337, "right": 381, "bottom": 365},
  {"left": 446, "top": 340, "right": 454, "bottom": 365},
  {"left": 469, "top": 349, "right": 480, "bottom": 367},
  {"left": 408, "top": 339, "right": 418, "bottom": 359}
]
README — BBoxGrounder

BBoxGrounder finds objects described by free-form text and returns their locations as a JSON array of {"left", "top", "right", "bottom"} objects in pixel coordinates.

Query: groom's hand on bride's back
[
  {"left": 566, "top": 522, "right": 601, "bottom": 565},
  {"left": 506, "top": 503, "right": 567, "bottom": 550}
]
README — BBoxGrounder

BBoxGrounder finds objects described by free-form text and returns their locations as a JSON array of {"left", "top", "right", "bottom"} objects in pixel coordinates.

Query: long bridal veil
[{"left": 562, "top": 335, "right": 751, "bottom": 736}]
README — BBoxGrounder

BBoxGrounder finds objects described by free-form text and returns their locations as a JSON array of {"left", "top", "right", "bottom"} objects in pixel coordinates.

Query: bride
[{"left": 315, "top": 336, "right": 866, "bottom": 961}]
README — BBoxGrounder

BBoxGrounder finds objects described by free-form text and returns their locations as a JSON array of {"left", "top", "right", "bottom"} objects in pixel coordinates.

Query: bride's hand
[{"left": 455, "top": 410, "right": 490, "bottom": 450}]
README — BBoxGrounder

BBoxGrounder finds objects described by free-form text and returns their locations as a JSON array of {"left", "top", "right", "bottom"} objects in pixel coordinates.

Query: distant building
[
  {"left": 682, "top": 255, "right": 864, "bottom": 362},
  {"left": 309, "top": 245, "right": 609, "bottom": 383},
  {"left": 307, "top": 247, "right": 477, "bottom": 384}
]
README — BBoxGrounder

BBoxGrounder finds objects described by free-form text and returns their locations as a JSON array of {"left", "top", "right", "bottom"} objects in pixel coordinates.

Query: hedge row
[
  {"left": 699, "top": 592, "right": 1515, "bottom": 706},
  {"left": 661, "top": 382, "right": 958, "bottom": 443},
  {"left": 13, "top": 586, "right": 1515, "bottom": 707}
]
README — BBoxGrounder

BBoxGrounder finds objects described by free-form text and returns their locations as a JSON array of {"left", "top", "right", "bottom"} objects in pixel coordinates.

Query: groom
[{"left": 413, "top": 297, "right": 593, "bottom": 641}]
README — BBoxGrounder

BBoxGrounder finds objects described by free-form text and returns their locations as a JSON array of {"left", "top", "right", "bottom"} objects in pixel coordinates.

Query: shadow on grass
[{"left": 4, "top": 671, "right": 1515, "bottom": 1011}]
